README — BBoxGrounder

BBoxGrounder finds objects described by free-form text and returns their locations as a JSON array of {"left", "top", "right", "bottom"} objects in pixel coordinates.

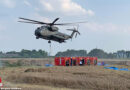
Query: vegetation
[
  {"left": 0, "top": 49, "right": 48, "bottom": 58},
  {"left": 0, "top": 48, "right": 130, "bottom": 59},
  {"left": 3, "top": 60, "right": 23, "bottom": 67},
  {"left": 55, "top": 49, "right": 116, "bottom": 58},
  {"left": 4, "top": 66, "right": 130, "bottom": 90},
  {"left": 56, "top": 48, "right": 130, "bottom": 59},
  {"left": 55, "top": 49, "right": 87, "bottom": 57},
  {"left": 0, "top": 58, "right": 130, "bottom": 89},
  {"left": 88, "top": 49, "right": 116, "bottom": 58}
]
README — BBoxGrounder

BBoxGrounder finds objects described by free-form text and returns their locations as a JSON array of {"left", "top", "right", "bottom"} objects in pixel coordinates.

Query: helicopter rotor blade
[
  {"left": 66, "top": 29, "right": 74, "bottom": 31},
  {"left": 54, "top": 21, "right": 87, "bottom": 26},
  {"left": 77, "top": 31, "right": 80, "bottom": 35},
  {"left": 51, "top": 18, "right": 59, "bottom": 25},
  {"left": 18, "top": 21, "right": 41, "bottom": 24},
  {"left": 19, "top": 17, "right": 49, "bottom": 24},
  {"left": 76, "top": 25, "right": 80, "bottom": 35},
  {"left": 19, "top": 17, "right": 87, "bottom": 26}
]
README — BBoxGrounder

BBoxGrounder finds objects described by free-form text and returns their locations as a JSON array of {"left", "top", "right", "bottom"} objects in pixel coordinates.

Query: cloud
[
  {"left": 84, "top": 22, "right": 130, "bottom": 34},
  {"left": 0, "top": 0, "right": 16, "bottom": 8},
  {"left": 40, "top": 0, "right": 53, "bottom": 11},
  {"left": 61, "top": 0, "right": 87, "bottom": 15},
  {"left": 85, "top": 22, "right": 118, "bottom": 33},
  {"left": 87, "top": 10, "right": 95, "bottom": 16},
  {"left": 39, "top": 0, "right": 94, "bottom": 16},
  {"left": 23, "top": 0, "right": 31, "bottom": 7},
  {"left": 33, "top": 13, "right": 51, "bottom": 23}
]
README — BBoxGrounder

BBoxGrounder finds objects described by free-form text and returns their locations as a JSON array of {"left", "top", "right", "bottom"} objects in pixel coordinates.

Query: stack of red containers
[{"left": 54, "top": 57, "right": 97, "bottom": 66}]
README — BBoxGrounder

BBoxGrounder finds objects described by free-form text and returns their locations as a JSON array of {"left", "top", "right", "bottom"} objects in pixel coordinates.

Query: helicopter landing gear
[
  {"left": 36, "top": 37, "right": 39, "bottom": 39},
  {"left": 48, "top": 40, "right": 51, "bottom": 43}
]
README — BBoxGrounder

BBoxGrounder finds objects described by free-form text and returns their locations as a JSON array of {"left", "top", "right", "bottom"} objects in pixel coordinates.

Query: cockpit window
[{"left": 41, "top": 26, "right": 44, "bottom": 29}]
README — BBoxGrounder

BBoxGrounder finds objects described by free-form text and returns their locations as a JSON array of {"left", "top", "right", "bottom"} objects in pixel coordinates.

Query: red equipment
[
  {"left": 0, "top": 77, "right": 3, "bottom": 87},
  {"left": 71, "top": 57, "right": 78, "bottom": 66},
  {"left": 54, "top": 57, "right": 98, "bottom": 66},
  {"left": 54, "top": 57, "right": 61, "bottom": 66},
  {"left": 61, "top": 57, "right": 71, "bottom": 66}
]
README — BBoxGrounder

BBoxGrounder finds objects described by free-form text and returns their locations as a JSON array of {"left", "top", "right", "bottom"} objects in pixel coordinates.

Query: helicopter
[{"left": 19, "top": 17, "right": 86, "bottom": 43}]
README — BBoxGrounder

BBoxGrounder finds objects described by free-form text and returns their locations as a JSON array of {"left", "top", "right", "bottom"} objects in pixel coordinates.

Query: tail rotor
[{"left": 67, "top": 25, "right": 80, "bottom": 38}]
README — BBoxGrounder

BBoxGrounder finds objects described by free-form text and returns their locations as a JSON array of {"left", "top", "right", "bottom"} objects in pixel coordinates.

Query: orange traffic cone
[{"left": 0, "top": 77, "right": 3, "bottom": 87}]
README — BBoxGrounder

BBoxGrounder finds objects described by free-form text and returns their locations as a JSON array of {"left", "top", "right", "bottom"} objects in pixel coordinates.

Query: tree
[
  {"left": 88, "top": 48, "right": 108, "bottom": 58},
  {"left": 55, "top": 49, "right": 87, "bottom": 57},
  {"left": 107, "top": 53, "right": 116, "bottom": 59},
  {"left": 126, "top": 51, "right": 130, "bottom": 58}
]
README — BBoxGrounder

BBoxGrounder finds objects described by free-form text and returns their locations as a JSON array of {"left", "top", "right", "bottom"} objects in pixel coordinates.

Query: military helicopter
[{"left": 19, "top": 17, "right": 86, "bottom": 43}]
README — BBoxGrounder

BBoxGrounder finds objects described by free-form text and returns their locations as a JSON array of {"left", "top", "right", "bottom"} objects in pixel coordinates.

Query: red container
[
  {"left": 0, "top": 77, "right": 3, "bottom": 87},
  {"left": 60, "top": 57, "right": 65, "bottom": 66},
  {"left": 77, "top": 57, "right": 85, "bottom": 66},
  {"left": 84, "top": 57, "right": 89, "bottom": 65},
  {"left": 71, "top": 57, "right": 78, "bottom": 66},
  {"left": 93, "top": 57, "right": 98, "bottom": 65},
  {"left": 55, "top": 57, "right": 71, "bottom": 66},
  {"left": 89, "top": 57, "right": 98, "bottom": 65},
  {"left": 61, "top": 57, "right": 71, "bottom": 66},
  {"left": 89, "top": 57, "right": 94, "bottom": 65},
  {"left": 54, "top": 57, "right": 60, "bottom": 66},
  {"left": 55, "top": 57, "right": 97, "bottom": 66},
  {"left": 86, "top": 57, "right": 91, "bottom": 65}
]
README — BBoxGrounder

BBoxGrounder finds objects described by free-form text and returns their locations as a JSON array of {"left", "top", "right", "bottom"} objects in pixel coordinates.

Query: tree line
[
  {"left": 0, "top": 48, "right": 130, "bottom": 59},
  {"left": 0, "top": 49, "right": 48, "bottom": 58},
  {"left": 56, "top": 49, "right": 130, "bottom": 59},
  {"left": 55, "top": 49, "right": 116, "bottom": 58}
]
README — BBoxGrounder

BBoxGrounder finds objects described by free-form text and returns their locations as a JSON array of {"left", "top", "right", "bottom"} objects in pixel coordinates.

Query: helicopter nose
[{"left": 35, "top": 28, "right": 41, "bottom": 37}]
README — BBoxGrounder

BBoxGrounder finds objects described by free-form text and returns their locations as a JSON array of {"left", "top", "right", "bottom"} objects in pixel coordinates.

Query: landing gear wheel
[
  {"left": 48, "top": 40, "right": 51, "bottom": 43},
  {"left": 36, "top": 37, "right": 39, "bottom": 39}
]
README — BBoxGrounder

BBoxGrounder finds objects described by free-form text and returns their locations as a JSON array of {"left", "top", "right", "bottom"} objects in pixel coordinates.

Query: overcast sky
[{"left": 0, "top": 0, "right": 130, "bottom": 55}]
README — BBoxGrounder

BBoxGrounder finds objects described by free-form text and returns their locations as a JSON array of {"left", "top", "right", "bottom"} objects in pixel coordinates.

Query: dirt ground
[{"left": 0, "top": 64, "right": 130, "bottom": 90}]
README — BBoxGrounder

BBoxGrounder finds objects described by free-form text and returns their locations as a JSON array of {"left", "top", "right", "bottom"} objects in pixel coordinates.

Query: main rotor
[{"left": 18, "top": 17, "right": 87, "bottom": 26}]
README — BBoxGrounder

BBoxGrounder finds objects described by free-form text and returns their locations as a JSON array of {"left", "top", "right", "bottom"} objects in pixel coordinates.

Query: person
[
  {"left": 66, "top": 60, "right": 69, "bottom": 66},
  {"left": 70, "top": 58, "right": 73, "bottom": 66},
  {"left": 80, "top": 60, "right": 82, "bottom": 66},
  {"left": 87, "top": 60, "right": 90, "bottom": 65},
  {"left": 73, "top": 60, "right": 76, "bottom": 66},
  {"left": 82, "top": 59, "right": 85, "bottom": 65}
]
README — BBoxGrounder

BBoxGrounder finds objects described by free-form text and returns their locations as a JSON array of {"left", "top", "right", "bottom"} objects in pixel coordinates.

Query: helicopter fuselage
[
  {"left": 35, "top": 26, "right": 71, "bottom": 43},
  {"left": 19, "top": 17, "right": 81, "bottom": 43}
]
